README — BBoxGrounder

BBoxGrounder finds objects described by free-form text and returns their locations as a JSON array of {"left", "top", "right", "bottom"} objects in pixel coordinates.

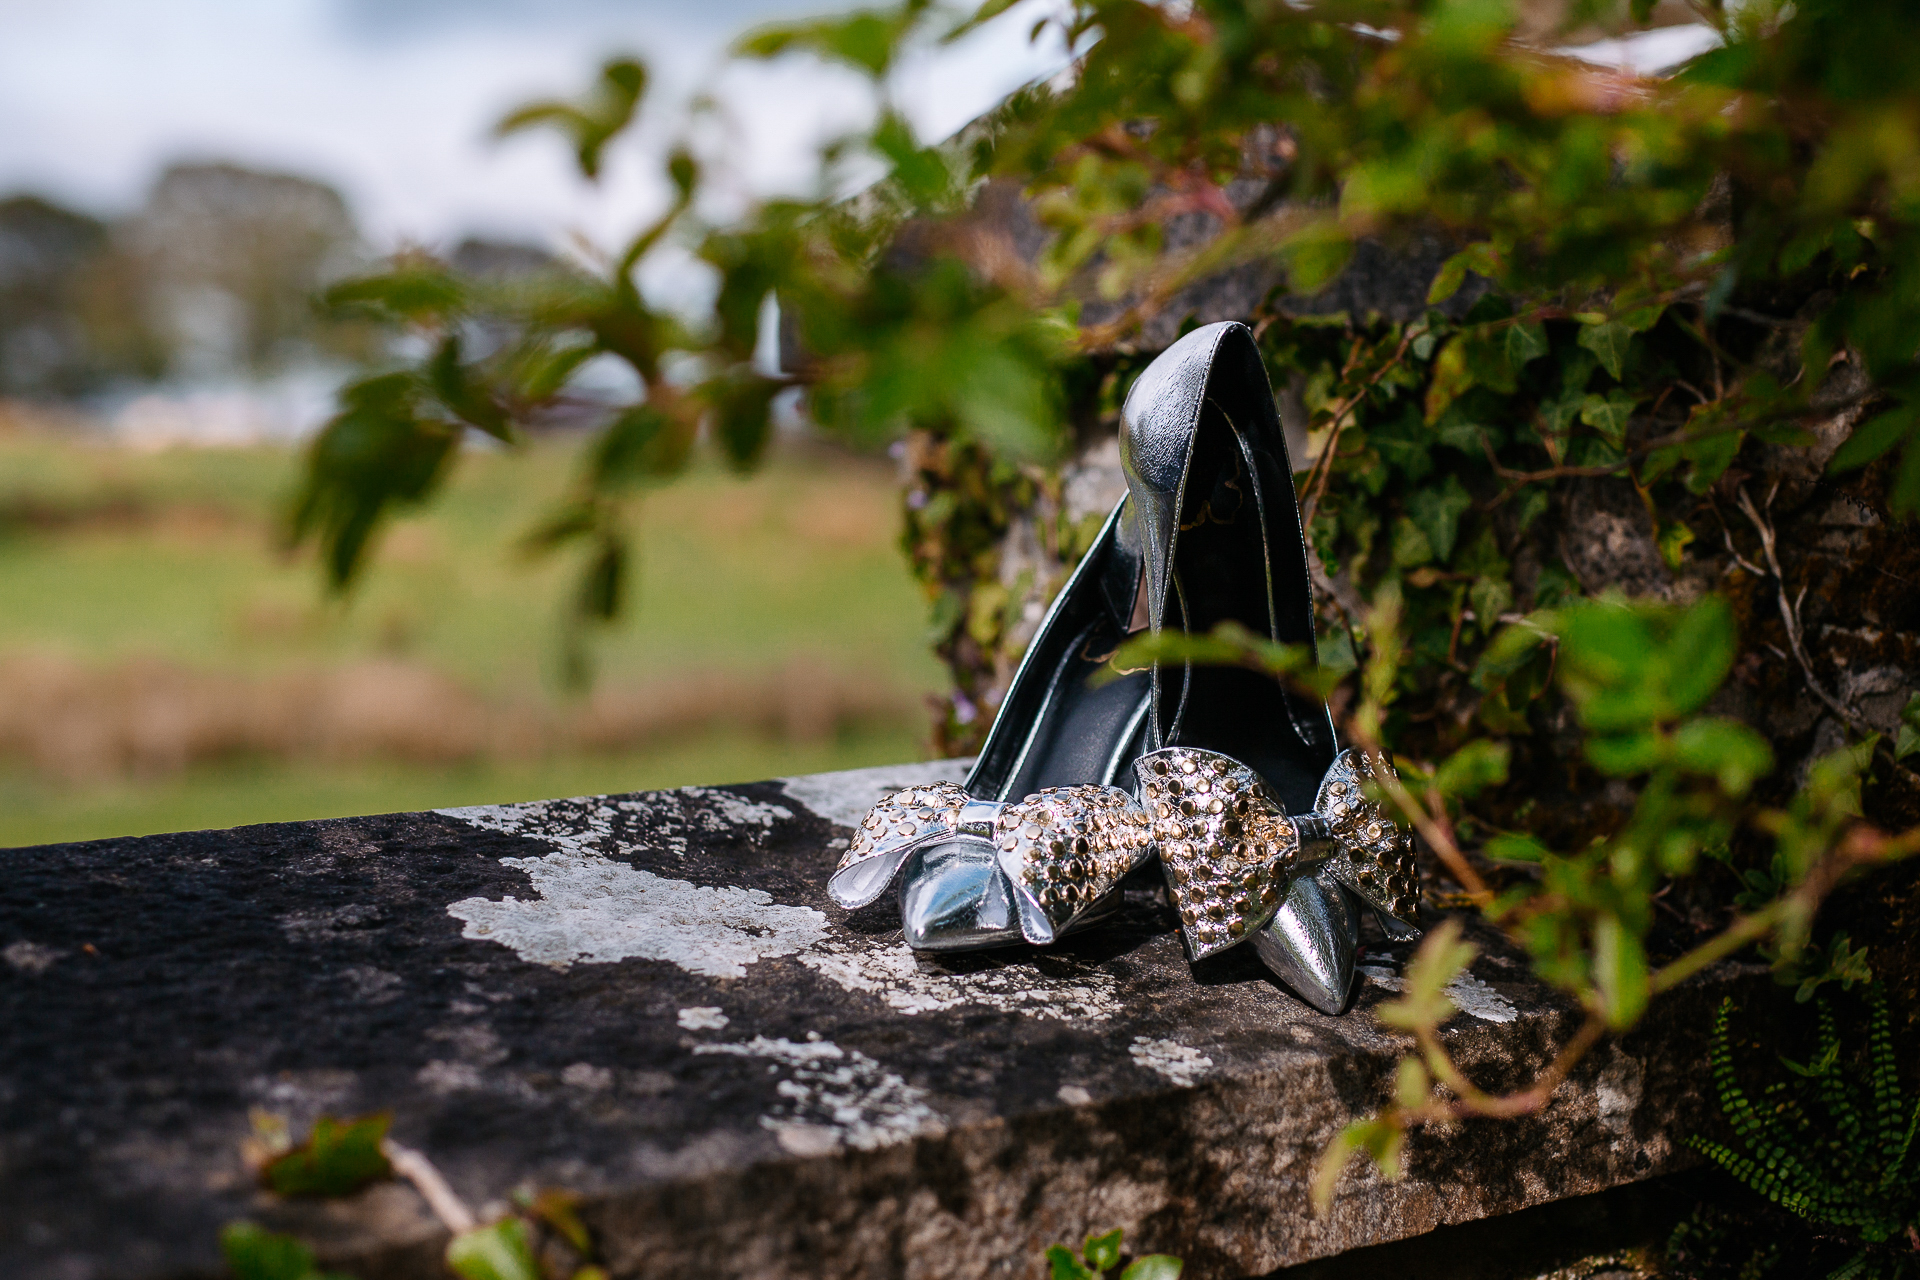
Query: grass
[{"left": 0, "top": 427, "right": 943, "bottom": 847}]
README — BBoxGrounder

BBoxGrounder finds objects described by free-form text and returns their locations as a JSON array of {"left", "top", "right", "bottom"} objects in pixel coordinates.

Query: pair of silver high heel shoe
[{"left": 830, "top": 322, "right": 1422, "bottom": 1014}]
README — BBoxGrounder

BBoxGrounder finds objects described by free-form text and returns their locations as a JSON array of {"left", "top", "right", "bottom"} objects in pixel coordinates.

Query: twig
[
  {"left": 383, "top": 1140, "right": 476, "bottom": 1234},
  {"left": 1298, "top": 327, "right": 1418, "bottom": 531},
  {"left": 1734, "top": 483, "right": 1875, "bottom": 738}
]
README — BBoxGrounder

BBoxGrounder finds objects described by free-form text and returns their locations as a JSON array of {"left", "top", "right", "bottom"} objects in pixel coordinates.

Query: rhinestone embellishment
[{"left": 834, "top": 748, "right": 1422, "bottom": 957}]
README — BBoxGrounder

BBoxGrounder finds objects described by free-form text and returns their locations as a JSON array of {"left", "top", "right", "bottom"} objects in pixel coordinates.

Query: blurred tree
[
  {"left": 0, "top": 195, "right": 141, "bottom": 395},
  {"left": 127, "top": 162, "right": 367, "bottom": 377}
]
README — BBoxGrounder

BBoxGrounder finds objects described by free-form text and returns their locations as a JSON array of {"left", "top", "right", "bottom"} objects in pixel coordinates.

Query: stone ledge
[{"left": 1, "top": 760, "right": 1752, "bottom": 1279}]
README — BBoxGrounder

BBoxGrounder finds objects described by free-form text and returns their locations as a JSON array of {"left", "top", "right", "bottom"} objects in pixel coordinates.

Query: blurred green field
[{"left": 0, "top": 426, "right": 943, "bottom": 848}]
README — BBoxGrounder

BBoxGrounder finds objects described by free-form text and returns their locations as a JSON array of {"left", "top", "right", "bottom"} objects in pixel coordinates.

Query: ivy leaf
[
  {"left": 1895, "top": 693, "right": 1920, "bottom": 761},
  {"left": 262, "top": 1113, "right": 392, "bottom": 1198},
  {"left": 1424, "top": 336, "right": 1475, "bottom": 420},
  {"left": 1658, "top": 520, "right": 1695, "bottom": 570},
  {"left": 1504, "top": 319, "right": 1549, "bottom": 369},
  {"left": 1577, "top": 321, "right": 1633, "bottom": 380},
  {"left": 1407, "top": 473, "right": 1473, "bottom": 562},
  {"left": 1579, "top": 390, "right": 1637, "bottom": 448},
  {"left": 1120, "top": 1257, "right": 1184, "bottom": 1280},
  {"left": 1391, "top": 515, "right": 1434, "bottom": 568},
  {"left": 1513, "top": 486, "right": 1550, "bottom": 533},
  {"left": 1427, "top": 249, "right": 1472, "bottom": 304},
  {"left": 1829, "top": 399, "right": 1919, "bottom": 473},
  {"left": 447, "top": 1219, "right": 542, "bottom": 1280}
]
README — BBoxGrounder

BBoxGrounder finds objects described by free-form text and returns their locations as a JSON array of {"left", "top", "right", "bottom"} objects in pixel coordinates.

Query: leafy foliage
[
  {"left": 260, "top": 1112, "right": 392, "bottom": 1199},
  {"left": 1045, "top": 1226, "right": 1182, "bottom": 1280},
  {"left": 292, "top": 0, "right": 1920, "bottom": 1220},
  {"left": 1685, "top": 990, "right": 1920, "bottom": 1279},
  {"left": 219, "top": 1223, "right": 352, "bottom": 1280}
]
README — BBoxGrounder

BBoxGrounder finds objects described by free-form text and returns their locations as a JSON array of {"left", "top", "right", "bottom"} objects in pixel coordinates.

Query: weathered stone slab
[{"left": 2, "top": 761, "right": 1754, "bottom": 1280}]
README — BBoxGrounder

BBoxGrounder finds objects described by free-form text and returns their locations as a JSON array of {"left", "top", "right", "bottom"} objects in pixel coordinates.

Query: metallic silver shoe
[
  {"left": 1120, "top": 322, "right": 1421, "bottom": 1011},
  {"left": 827, "top": 496, "right": 1157, "bottom": 950},
  {"left": 833, "top": 781, "right": 1156, "bottom": 949},
  {"left": 1142, "top": 746, "right": 1421, "bottom": 1012}
]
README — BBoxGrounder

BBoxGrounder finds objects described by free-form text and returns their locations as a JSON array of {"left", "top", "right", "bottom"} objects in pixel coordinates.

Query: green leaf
[
  {"left": 1312, "top": 1115, "right": 1406, "bottom": 1212},
  {"left": 1428, "top": 252, "right": 1471, "bottom": 305},
  {"left": 1432, "top": 739, "right": 1510, "bottom": 799},
  {"left": 1391, "top": 516, "right": 1434, "bottom": 569},
  {"left": 497, "top": 57, "right": 648, "bottom": 180},
  {"left": 1829, "top": 400, "right": 1918, "bottom": 473},
  {"left": 1485, "top": 833, "right": 1550, "bottom": 862},
  {"left": 1120, "top": 1256, "right": 1185, "bottom": 1280},
  {"left": 1379, "top": 919, "right": 1474, "bottom": 1032},
  {"left": 738, "top": 11, "right": 901, "bottom": 75},
  {"left": 220, "top": 1222, "right": 346, "bottom": 1280},
  {"left": 1577, "top": 321, "right": 1633, "bottom": 381},
  {"left": 1586, "top": 730, "right": 1662, "bottom": 775},
  {"left": 288, "top": 374, "right": 460, "bottom": 591},
  {"left": 1658, "top": 520, "right": 1695, "bottom": 571},
  {"left": 1594, "top": 913, "right": 1649, "bottom": 1030},
  {"left": 1084, "top": 1228, "right": 1124, "bottom": 1271},
  {"left": 1047, "top": 1244, "right": 1097, "bottom": 1280},
  {"left": 447, "top": 1219, "right": 542, "bottom": 1280},
  {"left": 1469, "top": 575, "right": 1513, "bottom": 630},
  {"left": 1424, "top": 336, "right": 1475, "bottom": 420},
  {"left": 1579, "top": 390, "right": 1638, "bottom": 448},
  {"left": 263, "top": 1113, "right": 392, "bottom": 1198},
  {"left": 323, "top": 263, "right": 465, "bottom": 323},
  {"left": 1895, "top": 436, "right": 1920, "bottom": 517},
  {"left": 1472, "top": 616, "right": 1554, "bottom": 685},
  {"left": 1504, "top": 320, "right": 1549, "bottom": 369},
  {"left": 1897, "top": 693, "right": 1920, "bottom": 760},
  {"left": 1407, "top": 474, "right": 1473, "bottom": 563},
  {"left": 1666, "top": 595, "right": 1738, "bottom": 716},
  {"left": 1673, "top": 718, "right": 1774, "bottom": 795}
]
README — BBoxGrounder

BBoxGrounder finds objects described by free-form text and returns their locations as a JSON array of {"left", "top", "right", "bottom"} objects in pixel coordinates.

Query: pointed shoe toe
[
  {"left": 899, "top": 839, "right": 1023, "bottom": 952},
  {"left": 1249, "top": 872, "right": 1357, "bottom": 1015}
]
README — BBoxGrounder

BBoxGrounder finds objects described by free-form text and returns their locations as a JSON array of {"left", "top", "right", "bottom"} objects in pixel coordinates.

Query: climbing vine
[{"left": 292, "top": 0, "right": 1920, "bottom": 1221}]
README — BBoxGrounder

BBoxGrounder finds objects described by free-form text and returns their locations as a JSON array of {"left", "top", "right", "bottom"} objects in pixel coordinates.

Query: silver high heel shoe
[
  {"left": 828, "top": 496, "right": 1157, "bottom": 950},
  {"left": 1118, "top": 321, "right": 1421, "bottom": 1011}
]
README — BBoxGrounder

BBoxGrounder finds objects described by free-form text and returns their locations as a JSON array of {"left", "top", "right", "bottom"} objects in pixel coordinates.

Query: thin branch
[
  {"left": 1735, "top": 483, "right": 1877, "bottom": 738},
  {"left": 383, "top": 1140, "right": 476, "bottom": 1234},
  {"left": 1298, "top": 327, "right": 1419, "bottom": 531}
]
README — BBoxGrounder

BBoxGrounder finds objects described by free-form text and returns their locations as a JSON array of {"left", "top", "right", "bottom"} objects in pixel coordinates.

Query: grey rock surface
[{"left": 2, "top": 760, "right": 1748, "bottom": 1279}]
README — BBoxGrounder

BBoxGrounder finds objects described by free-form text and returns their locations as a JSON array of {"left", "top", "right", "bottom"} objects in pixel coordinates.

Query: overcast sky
[{"left": 0, "top": 0, "right": 1068, "bottom": 255}]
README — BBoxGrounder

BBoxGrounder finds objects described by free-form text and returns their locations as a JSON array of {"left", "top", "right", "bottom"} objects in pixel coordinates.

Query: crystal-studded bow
[
  {"left": 828, "top": 782, "right": 1156, "bottom": 944},
  {"left": 1139, "top": 746, "right": 1422, "bottom": 960}
]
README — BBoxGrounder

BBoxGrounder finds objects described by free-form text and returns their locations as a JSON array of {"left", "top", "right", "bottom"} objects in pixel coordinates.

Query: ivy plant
[{"left": 290, "top": 0, "right": 1920, "bottom": 1214}]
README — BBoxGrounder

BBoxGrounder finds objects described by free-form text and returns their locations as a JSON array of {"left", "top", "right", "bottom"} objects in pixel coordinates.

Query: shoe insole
[
  {"left": 1162, "top": 400, "right": 1330, "bottom": 815},
  {"left": 996, "top": 625, "right": 1151, "bottom": 800}
]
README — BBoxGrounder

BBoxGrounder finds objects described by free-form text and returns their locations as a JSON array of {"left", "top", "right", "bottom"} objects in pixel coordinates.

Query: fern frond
[
  {"left": 1828, "top": 1248, "right": 1871, "bottom": 1280},
  {"left": 1815, "top": 1001, "right": 1870, "bottom": 1155},
  {"left": 1867, "top": 986, "right": 1903, "bottom": 1156},
  {"left": 1711, "top": 1001, "right": 1774, "bottom": 1146},
  {"left": 1880, "top": 1099, "right": 1920, "bottom": 1186}
]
